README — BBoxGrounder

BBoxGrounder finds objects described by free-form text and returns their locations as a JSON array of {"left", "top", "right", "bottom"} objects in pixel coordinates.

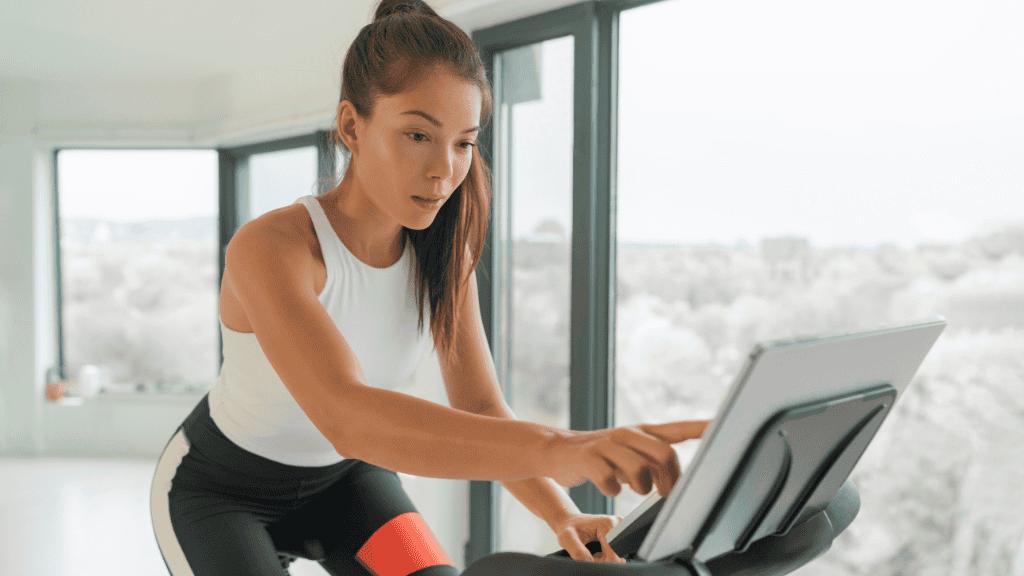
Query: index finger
[{"left": 640, "top": 420, "right": 710, "bottom": 443}]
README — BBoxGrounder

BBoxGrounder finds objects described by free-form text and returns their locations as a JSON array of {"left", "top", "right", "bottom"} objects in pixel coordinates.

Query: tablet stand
[{"left": 463, "top": 382, "right": 895, "bottom": 576}]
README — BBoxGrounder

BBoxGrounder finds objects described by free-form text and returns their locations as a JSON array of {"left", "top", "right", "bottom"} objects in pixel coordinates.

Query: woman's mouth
[{"left": 412, "top": 196, "right": 445, "bottom": 209}]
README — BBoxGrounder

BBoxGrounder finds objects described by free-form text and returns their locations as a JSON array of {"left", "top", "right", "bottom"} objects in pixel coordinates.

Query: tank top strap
[{"left": 293, "top": 195, "right": 344, "bottom": 270}]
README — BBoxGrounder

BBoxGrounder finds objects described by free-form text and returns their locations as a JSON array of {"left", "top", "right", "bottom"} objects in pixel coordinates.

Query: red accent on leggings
[{"left": 356, "top": 512, "right": 455, "bottom": 576}]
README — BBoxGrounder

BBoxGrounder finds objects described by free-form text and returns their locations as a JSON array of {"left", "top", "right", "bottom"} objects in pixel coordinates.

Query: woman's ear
[{"left": 336, "top": 100, "right": 361, "bottom": 158}]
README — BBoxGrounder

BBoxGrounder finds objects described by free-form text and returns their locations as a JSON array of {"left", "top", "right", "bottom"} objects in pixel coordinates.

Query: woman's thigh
[
  {"left": 268, "top": 461, "right": 459, "bottom": 576},
  {"left": 168, "top": 494, "right": 287, "bottom": 576},
  {"left": 155, "top": 428, "right": 297, "bottom": 576}
]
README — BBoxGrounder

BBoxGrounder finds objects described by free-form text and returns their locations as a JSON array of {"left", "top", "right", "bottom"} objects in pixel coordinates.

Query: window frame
[{"left": 52, "top": 130, "right": 335, "bottom": 383}]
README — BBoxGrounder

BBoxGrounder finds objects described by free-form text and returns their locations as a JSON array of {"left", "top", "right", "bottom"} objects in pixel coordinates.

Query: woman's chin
[{"left": 406, "top": 216, "right": 437, "bottom": 231}]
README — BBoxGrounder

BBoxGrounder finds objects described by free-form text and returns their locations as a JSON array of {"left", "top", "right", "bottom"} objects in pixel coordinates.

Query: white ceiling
[
  {"left": 1, "top": 0, "right": 491, "bottom": 83},
  {"left": 0, "top": 0, "right": 582, "bottom": 145}
]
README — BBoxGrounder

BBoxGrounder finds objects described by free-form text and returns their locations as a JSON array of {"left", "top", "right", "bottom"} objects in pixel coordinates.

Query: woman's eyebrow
[{"left": 401, "top": 110, "right": 480, "bottom": 134}]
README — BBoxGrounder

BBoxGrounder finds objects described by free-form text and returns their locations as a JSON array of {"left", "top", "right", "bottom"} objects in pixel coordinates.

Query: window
[
  {"left": 57, "top": 149, "right": 219, "bottom": 396},
  {"left": 54, "top": 137, "right": 327, "bottom": 396},
  {"left": 614, "top": 1, "right": 1024, "bottom": 574},
  {"left": 247, "top": 146, "right": 318, "bottom": 222}
]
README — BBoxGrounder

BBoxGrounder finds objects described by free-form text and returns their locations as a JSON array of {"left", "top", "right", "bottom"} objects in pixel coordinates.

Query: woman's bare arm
[
  {"left": 224, "top": 218, "right": 561, "bottom": 481},
  {"left": 324, "top": 382, "right": 562, "bottom": 481}
]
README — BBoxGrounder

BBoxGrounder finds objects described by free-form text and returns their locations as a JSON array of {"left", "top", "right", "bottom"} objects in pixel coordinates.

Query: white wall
[{"left": 1, "top": 76, "right": 45, "bottom": 456}]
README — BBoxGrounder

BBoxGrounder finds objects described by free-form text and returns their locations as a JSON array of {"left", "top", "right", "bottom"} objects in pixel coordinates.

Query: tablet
[{"left": 606, "top": 315, "right": 947, "bottom": 562}]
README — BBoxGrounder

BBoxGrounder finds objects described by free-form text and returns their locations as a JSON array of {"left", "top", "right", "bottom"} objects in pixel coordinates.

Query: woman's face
[{"left": 344, "top": 65, "right": 482, "bottom": 231}]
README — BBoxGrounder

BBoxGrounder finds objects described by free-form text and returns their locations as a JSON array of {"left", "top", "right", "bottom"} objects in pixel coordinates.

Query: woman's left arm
[
  {"left": 476, "top": 404, "right": 626, "bottom": 563},
  {"left": 436, "top": 252, "right": 623, "bottom": 562}
]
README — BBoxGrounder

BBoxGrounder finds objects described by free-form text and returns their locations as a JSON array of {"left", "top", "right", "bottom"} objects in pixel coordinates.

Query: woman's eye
[{"left": 408, "top": 133, "right": 475, "bottom": 150}]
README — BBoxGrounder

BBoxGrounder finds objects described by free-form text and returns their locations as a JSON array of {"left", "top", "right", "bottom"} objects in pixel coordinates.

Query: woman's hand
[
  {"left": 549, "top": 512, "right": 627, "bottom": 563},
  {"left": 543, "top": 420, "right": 711, "bottom": 498}
]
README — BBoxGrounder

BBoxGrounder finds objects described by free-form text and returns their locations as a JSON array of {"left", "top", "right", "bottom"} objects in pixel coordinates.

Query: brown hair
[{"left": 318, "top": 0, "right": 493, "bottom": 368}]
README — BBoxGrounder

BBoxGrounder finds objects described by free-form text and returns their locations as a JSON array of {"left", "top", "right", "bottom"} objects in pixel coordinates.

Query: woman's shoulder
[
  {"left": 233, "top": 204, "right": 317, "bottom": 265},
  {"left": 256, "top": 203, "right": 315, "bottom": 242}
]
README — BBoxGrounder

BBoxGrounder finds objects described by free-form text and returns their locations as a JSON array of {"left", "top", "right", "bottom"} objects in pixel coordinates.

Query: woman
[{"left": 150, "top": 1, "right": 710, "bottom": 574}]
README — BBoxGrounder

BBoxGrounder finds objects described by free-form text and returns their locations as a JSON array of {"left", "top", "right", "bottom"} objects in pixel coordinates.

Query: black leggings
[{"left": 150, "top": 394, "right": 460, "bottom": 576}]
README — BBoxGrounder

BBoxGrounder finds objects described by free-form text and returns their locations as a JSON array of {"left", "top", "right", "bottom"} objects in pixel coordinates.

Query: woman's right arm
[
  {"left": 225, "top": 219, "right": 709, "bottom": 491},
  {"left": 224, "top": 220, "right": 559, "bottom": 482}
]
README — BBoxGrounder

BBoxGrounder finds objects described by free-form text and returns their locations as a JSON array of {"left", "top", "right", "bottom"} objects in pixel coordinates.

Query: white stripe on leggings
[{"left": 150, "top": 429, "right": 197, "bottom": 576}]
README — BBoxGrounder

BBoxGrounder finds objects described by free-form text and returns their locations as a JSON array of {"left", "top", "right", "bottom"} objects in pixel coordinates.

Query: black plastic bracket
[{"left": 689, "top": 382, "right": 895, "bottom": 562}]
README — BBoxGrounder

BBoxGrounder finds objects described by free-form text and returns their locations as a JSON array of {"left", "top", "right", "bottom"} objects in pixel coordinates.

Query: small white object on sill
[{"left": 78, "top": 365, "right": 102, "bottom": 398}]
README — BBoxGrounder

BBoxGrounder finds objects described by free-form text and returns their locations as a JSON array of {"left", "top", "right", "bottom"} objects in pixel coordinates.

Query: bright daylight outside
[
  {"left": 494, "top": 0, "right": 1024, "bottom": 573},
  {"left": 56, "top": 0, "right": 1021, "bottom": 574}
]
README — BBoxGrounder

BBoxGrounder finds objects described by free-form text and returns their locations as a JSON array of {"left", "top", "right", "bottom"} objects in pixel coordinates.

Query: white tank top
[{"left": 207, "top": 194, "right": 434, "bottom": 467}]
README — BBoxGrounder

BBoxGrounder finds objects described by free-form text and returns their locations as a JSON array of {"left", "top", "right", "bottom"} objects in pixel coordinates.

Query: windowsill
[
  {"left": 50, "top": 396, "right": 85, "bottom": 407},
  {"left": 47, "top": 392, "right": 207, "bottom": 406}
]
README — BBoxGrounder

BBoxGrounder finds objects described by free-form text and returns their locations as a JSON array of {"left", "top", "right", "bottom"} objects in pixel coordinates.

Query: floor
[{"left": 0, "top": 456, "right": 326, "bottom": 576}]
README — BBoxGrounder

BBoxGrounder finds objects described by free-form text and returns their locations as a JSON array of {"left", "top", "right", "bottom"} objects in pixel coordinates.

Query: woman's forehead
[{"left": 380, "top": 85, "right": 482, "bottom": 125}]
